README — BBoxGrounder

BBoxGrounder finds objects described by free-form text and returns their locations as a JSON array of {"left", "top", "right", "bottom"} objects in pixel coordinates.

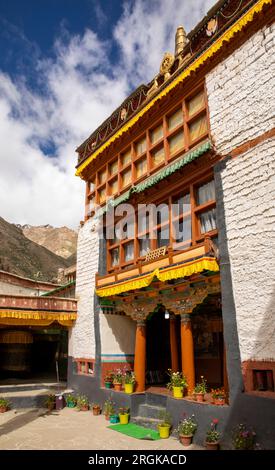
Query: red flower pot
[
  {"left": 196, "top": 393, "right": 204, "bottom": 402},
  {"left": 113, "top": 383, "right": 122, "bottom": 392},
  {"left": 179, "top": 435, "right": 193, "bottom": 446},
  {"left": 0, "top": 407, "right": 8, "bottom": 413},
  {"left": 80, "top": 405, "right": 89, "bottom": 411},
  {"left": 215, "top": 397, "right": 225, "bottom": 406},
  {"left": 92, "top": 407, "right": 101, "bottom": 416},
  {"left": 205, "top": 441, "right": 219, "bottom": 450}
]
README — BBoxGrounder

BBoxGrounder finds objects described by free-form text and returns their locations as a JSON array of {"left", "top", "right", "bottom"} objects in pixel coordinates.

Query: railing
[{"left": 0, "top": 294, "right": 77, "bottom": 312}]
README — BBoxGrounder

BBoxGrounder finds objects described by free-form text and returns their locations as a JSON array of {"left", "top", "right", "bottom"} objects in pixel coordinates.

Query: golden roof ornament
[
  {"left": 160, "top": 52, "right": 175, "bottom": 80},
  {"left": 206, "top": 18, "right": 218, "bottom": 37},
  {"left": 175, "top": 26, "right": 187, "bottom": 56}
]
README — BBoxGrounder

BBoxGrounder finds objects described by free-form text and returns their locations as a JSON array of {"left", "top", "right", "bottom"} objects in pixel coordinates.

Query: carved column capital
[
  {"left": 180, "top": 313, "right": 192, "bottom": 325},
  {"left": 120, "top": 300, "right": 157, "bottom": 323}
]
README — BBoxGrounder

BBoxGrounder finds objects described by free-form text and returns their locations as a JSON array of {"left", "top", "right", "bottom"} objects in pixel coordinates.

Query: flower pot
[
  {"left": 179, "top": 434, "right": 193, "bottom": 446},
  {"left": 113, "top": 383, "right": 122, "bottom": 392},
  {"left": 205, "top": 441, "right": 219, "bottom": 450},
  {"left": 105, "top": 382, "right": 112, "bottom": 389},
  {"left": 158, "top": 424, "right": 170, "bottom": 439},
  {"left": 80, "top": 405, "right": 89, "bottom": 411},
  {"left": 125, "top": 383, "right": 134, "bottom": 394},
  {"left": 119, "top": 413, "right": 129, "bottom": 425},
  {"left": 92, "top": 407, "right": 101, "bottom": 416},
  {"left": 0, "top": 407, "right": 8, "bottom": 413},
  {"left": 110, "top": 414, "right": 119, "bottom": 424},
  {"left": 47, "top": 403, "right": 55, "bottom": 411},
  {"left": 196, "top": 393, "right": 204, "bottom": 402},
  {"left": 66, "top": 401, "right": 76, "bottom": 408},
  {"left": 105, "top": 414, "right": 110, "bottom": 421},
  {"left": 173, "top": 386, "right": 183, "bottom": 398},
  {"left": 215, "top": 397, "right": 225, "bottom": 406}
]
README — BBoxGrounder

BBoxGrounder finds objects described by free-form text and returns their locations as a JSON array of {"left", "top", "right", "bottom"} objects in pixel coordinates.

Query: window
[
  {"left": 135, "top": 157, "right": 147, "bottom": 178},
  {"left": 110, "top": 247, "right": 119, "bottom": 267},
  {"left": 121, "top": 149, "right": 131, "bottom": 167},
  {"left": 189, "top": 114, "right": 207, "bottom": 142},
  {"left": 98, "top": 169, "right": 107, "bottom": 185},
  {"left": 135, "top": 137, "right": 146, "bottom": 156},
  {"left": 187, "top": 90, "right": 205, "bottom": 117},
  {"left": 253, "top": 370, "right": 274, "bottom": 391},
  {"left": 121, "top": 168, "right": 132, "bottom": 189},
  {"left": 167, "top": 108, "right": 183, "bottom": 130},
  {"left": 109, "top": 160, "right": 118, "bottom": 176},
  {"left": 150, "top": 124, "right": 163, "bottom": 144},
  {"left": 109, "top": 178, "right": 118, "bottom": 196},
  {"left": 195, "top": 179, "right": 216, "bottom": 237},
  {"left": 98, "top": 187, "right": 106, "bottom": 204},
  {"left": 168, "top": 132, "right": 184, "bottom": 155},
  {"left": 151, "top": 146, "right": 165, "bottom": 167},
  {"left": 196, "top": 180, "right": 215, "bottom": 205},
  {"left": 76, "top": 359, "right": 94, "bottom": 375},
  {"left": 123, "top": 241, "right": 134, "bottom": 262},
  {"left": 139, "top": 236, "right": 150, "bottom": 257}
]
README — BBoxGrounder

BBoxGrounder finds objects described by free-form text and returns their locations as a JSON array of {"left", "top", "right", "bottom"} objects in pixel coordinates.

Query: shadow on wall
[
  {"left": 214, "top": 159, "right": 275, "bottom": 450},
  {"left": 104, "top": 313, "right": 136, "bottom": 357}
]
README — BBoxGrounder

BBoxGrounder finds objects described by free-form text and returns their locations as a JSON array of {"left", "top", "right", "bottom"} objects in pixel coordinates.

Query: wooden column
[
  {"left": 180, "top": 313, "right": 195, "bottom": 394},
  {"left": 134, "top": 320, "right": 146, "bottom": 392},
  {"left": 170, "top": 314, "right": 179, "bottom": 372}
]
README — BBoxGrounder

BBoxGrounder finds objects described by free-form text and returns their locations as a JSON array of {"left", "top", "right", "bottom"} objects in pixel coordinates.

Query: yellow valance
[
  {"left": 0, "top": 310, "right": 77, "bottom": 327},
  {"left": 76, "top": 0, "right": 271, "bottom": 177},
  {"left": 96, "top": 257, "right": 219, "bottom": 297}
]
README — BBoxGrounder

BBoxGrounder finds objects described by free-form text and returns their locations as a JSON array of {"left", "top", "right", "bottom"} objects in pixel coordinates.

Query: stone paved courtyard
[{"left": 0, "top": 407, "right": 202, "bottom": 450}]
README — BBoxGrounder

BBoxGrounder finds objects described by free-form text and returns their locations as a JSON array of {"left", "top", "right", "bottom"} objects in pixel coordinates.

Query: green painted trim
[{"left": 41, "top": 280, "right": 75, "bottom": 297}]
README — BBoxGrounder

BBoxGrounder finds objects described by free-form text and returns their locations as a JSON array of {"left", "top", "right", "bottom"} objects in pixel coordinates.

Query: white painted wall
[
  {"left": 100, "top": 313, "right": 136, "bottom": 355},
  {"left": 206, "top": 24, "right": 275, "bottom": 361},
  {"left": 206, "top": 24, "right": 275, "bottom": 154},
  {"left": 70, "top": 219, "right": 99, "bottom": 358}
]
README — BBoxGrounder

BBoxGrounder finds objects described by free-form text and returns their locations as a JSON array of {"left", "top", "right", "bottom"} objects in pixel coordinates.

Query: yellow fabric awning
[
  {"left": 96, "top": 257, "right": 219, "bottom": 297},
  {"left": 0, "top": 310, "right": 77, "bottom": 327}
]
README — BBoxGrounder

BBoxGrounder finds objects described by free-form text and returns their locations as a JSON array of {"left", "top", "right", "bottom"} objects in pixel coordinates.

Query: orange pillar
[
  {"left": 180, "top": 313, "right": 195, "bottom": 394},
  {"left": 134, "top": 320, "right": 146, "bottom": 392},
  {"left": 170, "top": 314, "right": 179, "bottom": 372}
]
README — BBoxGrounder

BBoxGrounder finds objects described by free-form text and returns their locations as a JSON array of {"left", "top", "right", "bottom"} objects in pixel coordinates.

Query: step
[
  {"left": 145, "top": 392, "right": 168, "bottom": 407},
  {"left": 138, "top": 404, "right": 166, "bottom": 419},
  {"left": 0, "top": 382, "right": 67, "bottom": 393},
  {"left": 131, "top": 416, "right": 162, "bottom": 431},
  {"left": 1, "top": 387, "right": 74, "bottom": 409}
]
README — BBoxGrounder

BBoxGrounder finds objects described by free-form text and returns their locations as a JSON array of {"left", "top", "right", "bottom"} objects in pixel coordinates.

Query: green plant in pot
[
  {"left": 205, "top": 418, "right": 221, "bottom": 450},
  {"left": 119, "top": 406, "right": 130, "bottom": 425},
  {"left": 103, "top": 398, "right": 115, "bottom": 421},
  {"left": 76, "top": 394, "right": 89, "bottom": 411},
  {"left": 177, "top": 414, "right": 197, "bottom": 446},
  {"left": 44, "top": 394, "right": 55, "bottom": 411},
  {"left": 91, "top": 403, "right": 101, "bottom": 416},
  {"left": 232, "top": 424, "right": 256, "bottom": 450},
  {"left": 166, "top": 369, "right": 188, "bottom": 398},
  {"left": 193, "top": 376, "right": 207, "bottom": 402},
  {"left": 0, "top": 398, "right": 11, "bottom": 413},
  {"left": 113, "top": 369, "right": 123, "bottom": 392},
  {"left": 158, "top": 411, "right": 172, "bottom": 439},
  {"left": 65, "top": 394, "right": 77, "bottom": 408},
  {"left": 124, "top": 371, "right": 136, "bottom": 394},
  {"left": 104, "top": 371, "right": 113, "bottom": 389}
]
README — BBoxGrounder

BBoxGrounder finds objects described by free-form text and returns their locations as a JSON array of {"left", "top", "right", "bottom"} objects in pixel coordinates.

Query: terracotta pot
[
  {"left": 113, "top": 383, "right": 122, "bottom": 392},
  {"left": 92, "top": 407, "right": 101, "bottom": 416},
  {"left": 179, "top": 435, "right": 193, "bottom": 446},
  {"left": 205, "top": 441, "right": 219, "bottom": 450},
  {"left": 196, "top": 393, "right": 204, "bottom": 402},
  {"left": 80, "top": 405, "right": 89, "bottom": 411},
  {"left": 105, "top": 414, "right": 110, "bottom": 421},
  {"left": 0, "top": 407, "right": 8, "bottom": 413},
  {"left": 215, "top": 397, "right": 225, "bottom": 406}
]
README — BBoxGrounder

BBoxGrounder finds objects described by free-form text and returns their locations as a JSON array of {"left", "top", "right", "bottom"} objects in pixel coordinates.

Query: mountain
[
  {"left": 0, "top": 217, "right": 73, "bottom": 282},
  {"left": 20, "top": 224, "right": 77, "bottom": 259}
]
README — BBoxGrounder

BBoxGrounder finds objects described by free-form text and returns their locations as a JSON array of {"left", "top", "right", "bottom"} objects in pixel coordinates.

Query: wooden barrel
[{"left": 0, "top": 331, "right": 33, "bottom": 374}]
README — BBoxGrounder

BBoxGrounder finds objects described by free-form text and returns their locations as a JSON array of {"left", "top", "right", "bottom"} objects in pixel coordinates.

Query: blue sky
[{"left": 0, "top": 0, "right": 215, "bottom": 228}]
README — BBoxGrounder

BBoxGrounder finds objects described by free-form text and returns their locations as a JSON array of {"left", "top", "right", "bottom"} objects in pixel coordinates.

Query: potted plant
[
  {"left": 118, "top": 406, "right": 130, "bottom": 425},
  {"left": 104, "top": 371, "right": 113, "bottom": 389},
  {"left": 232, "top": 424, "right": 256, "bottom": 450},
  {"left": 158, "top": 411, "right": 172, "bottom": 439},
  {"left": 124, "top": 371, "right": 136, "bottom": 394},
  {"left": 76, "top": 394, "right": 89, "bottom": 411},
  {"left": 166, "top": 369, "right": 188, "bottom": 398},
  {"left": 177, "top": 415, "right": 197, "bottom": 446},
  {"left": 44, "top": 394, "right": 55, "bottom": 411},
  {"left": 65, "top": 393, "right": 77, "bottom": 408},
  {"left": 113, "top": 369, "right": 123, "bottom": 392},
  {"left": 103, "top": 398, "right": 115, "bottom": 421},
  {"left": 0, "top": 398, "right": 11, "bottom": 413},
  {"left": 211, "top": 387, "right": 226, "bottom": 405},
  {"left": 193, "top": 376, "right": 207, "bottom": 402},
  {"left": 91, "top": 403, "right": 101, "bottom": 416},
  {"left": 205, "top": 418, "right": 221, "bottom": 450}
]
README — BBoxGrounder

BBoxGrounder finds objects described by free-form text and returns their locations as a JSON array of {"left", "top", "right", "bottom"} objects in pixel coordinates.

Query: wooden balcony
[{"left": 0, "top": 294, "right": 77, "bottom": 313}]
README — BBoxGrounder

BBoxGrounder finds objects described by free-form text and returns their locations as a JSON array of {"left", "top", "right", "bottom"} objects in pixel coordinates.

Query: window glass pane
[
  {"left": 189, "top": 114, "right": 207, "bottom": 142},
  {"left": 156, "top": 204, "right": 169, "bottom": 226},
  {"left": 139, "top": 237, "right": 150, "bottom": 257},
  {"left": 199, "top": 208, "right": 217, "bottom": 234},
  {"left": 111, "top": 247, "right": 119, "bottom": 266},
  {"left": 157, "top": 226, "right": 170, "bottom": 248},
  {"left": 135, "top": 137, "right": 146, "bottom": 156},
  {"left": 120, "top": 218, "right": 135, "bottom": 239},
  {"left": 173, "top": 193, "right": 190, "bottom": 217},
  {"left": 135, "top": 158, "right": 147, "bottom": 178},
  {"left": 121, "top": 168, "right": 132, "bottom": 189},
  {"left": 151, "top": 146, "right": 165, "bottom": 167},
  {"left": 168, "top": 132, "right": 184, "bottom": 155},
  {"left": 150, "top": 124, "right": 163, "bottom": 144},
  {"left": 138, "top": 212, "right": 149, "bottom": 234},
  {"left": 124, "top": 241, "right": 134, "bottom": 262},
  {"left": 173, "top": 216, "right": 191, "bottom": 244},
  {"left": 98, "top": 187, "right": 106, "bottom": 204},
  {"left": 109, "top": 160, "right": 118, "bottom": 175},
  {"left": 98, "top": 169, "right": 107, "bottom": 185},
  {"left": 167, "top": 108, "right": 183, "bottom": 131},
  {"left": 88, "top": 363, "right": 93, "bottom": 374},
  {"left": 121, "top": 149, "right": 131, "bottom": 167},
  {"left": 81, "top": 362, "right": 85, "bottom": 373},
  {"left": 196, "top": 180, "right": 215, "bottom": 205},
  {"left": 109, "top": 178, "right": 118, "bottom": 195},
  {"left": 88, "top": 196, "right": 95, "bottom": 213},
  {"left": 187, "top": 90, "right": 205, "bottom": 117},
  {"left": 89, "top": 179, "right": 95, "bottom": 192}
]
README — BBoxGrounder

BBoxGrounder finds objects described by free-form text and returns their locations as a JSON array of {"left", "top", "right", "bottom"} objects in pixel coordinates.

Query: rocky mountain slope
[{"left": 20, "top": 224, "right": 77, "bottom": 259}]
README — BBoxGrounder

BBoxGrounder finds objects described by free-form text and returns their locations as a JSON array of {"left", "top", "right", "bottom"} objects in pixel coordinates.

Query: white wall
[
  {"left": 70, "top": 218, "right": 99, "bottom": 358},
  {"left": 206, "top": 24, "right": 275, "bottom": 361},
  {"left": 0, "top": 281, "right": 39, "bottom": 296},
  {"left": 100, "top": 313, "right": 136, "bottom": 355}
]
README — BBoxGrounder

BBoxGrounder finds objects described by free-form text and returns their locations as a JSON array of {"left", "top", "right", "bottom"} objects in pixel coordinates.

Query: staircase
[
  {"left": 131, "top": 392, "right": 168, "bottom": 430},
  {"left": 0, "top": 381, "right": 70, "bottom": 409}
]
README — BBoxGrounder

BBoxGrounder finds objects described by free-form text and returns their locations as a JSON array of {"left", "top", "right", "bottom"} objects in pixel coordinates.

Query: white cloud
[{"left": 0, "top": 0, "right": 215, "bottom": 228}]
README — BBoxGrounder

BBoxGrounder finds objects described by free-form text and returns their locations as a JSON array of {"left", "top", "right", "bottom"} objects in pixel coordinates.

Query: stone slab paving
[{"left": 0, "top": 407, "right": 203, "bottom": 450}]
